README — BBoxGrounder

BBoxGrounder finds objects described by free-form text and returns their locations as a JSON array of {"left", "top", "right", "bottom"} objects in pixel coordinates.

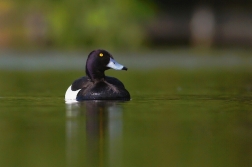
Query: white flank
[{"left": 65, "top": 85, "right": 80, "bottom": 103}]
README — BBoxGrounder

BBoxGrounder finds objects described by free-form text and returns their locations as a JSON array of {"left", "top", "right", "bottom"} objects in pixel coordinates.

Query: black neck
[{"left": 86, "top": 67, "right": 105, "bottom": 82}]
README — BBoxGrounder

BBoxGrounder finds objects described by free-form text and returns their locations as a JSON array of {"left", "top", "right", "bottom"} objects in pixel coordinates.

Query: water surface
[{"left": 0, "top": 52, "right": 252, "bottom": 167}]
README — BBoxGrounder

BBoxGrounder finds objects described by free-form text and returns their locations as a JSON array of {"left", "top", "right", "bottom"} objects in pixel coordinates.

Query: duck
[{"left": 65, "top": 49, "right": 130, "bottom": 102}]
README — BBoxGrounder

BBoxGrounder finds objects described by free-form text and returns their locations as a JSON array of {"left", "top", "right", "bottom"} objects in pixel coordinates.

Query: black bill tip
[{"left": 122, "top": 66, "right": 128, "bottom": 71}]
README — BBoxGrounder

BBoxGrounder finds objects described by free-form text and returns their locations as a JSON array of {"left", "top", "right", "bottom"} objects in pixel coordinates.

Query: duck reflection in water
[{"left": 65, "top": 101, "right": 124, "bottom": 167}]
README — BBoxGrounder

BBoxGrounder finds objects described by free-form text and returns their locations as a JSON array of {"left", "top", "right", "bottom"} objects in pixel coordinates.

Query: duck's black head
[{"left": 85, "top": 49, "right": 127, "bottom": 82}]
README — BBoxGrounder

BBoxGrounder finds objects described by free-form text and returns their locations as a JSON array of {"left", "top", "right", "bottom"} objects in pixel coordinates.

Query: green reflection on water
[{"left": 0, "top": 69, "right": 251, "bottom": 167}]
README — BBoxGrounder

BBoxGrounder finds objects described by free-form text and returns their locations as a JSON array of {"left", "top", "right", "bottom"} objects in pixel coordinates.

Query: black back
[{"left": 71, "top": 76, "right": 130, "bottom": 101}]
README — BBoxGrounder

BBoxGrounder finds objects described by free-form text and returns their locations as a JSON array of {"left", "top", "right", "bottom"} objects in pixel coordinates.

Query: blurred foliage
[{"left": 0, "top": 0, "right": 155, "bottom": 50}]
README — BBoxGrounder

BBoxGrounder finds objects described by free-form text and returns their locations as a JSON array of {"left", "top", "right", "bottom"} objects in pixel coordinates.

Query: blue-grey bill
[{"left": 107, "top": 57, "right": 127, "bottom": 70}]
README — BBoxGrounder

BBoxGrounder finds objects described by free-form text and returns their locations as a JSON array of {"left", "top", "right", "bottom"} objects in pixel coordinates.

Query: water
[{"left": 0, "top": 52, "right": 252, "bottom": 167}]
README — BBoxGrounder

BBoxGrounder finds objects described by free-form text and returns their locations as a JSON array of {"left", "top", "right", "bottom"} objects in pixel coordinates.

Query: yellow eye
[{"left": 99, "top": 53, "right": 103, "bottom": 57}]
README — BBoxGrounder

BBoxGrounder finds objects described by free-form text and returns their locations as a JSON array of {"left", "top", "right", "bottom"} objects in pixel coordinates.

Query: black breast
[{"left": 73, "top": 76, "right": 130, "bottom": 101}]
